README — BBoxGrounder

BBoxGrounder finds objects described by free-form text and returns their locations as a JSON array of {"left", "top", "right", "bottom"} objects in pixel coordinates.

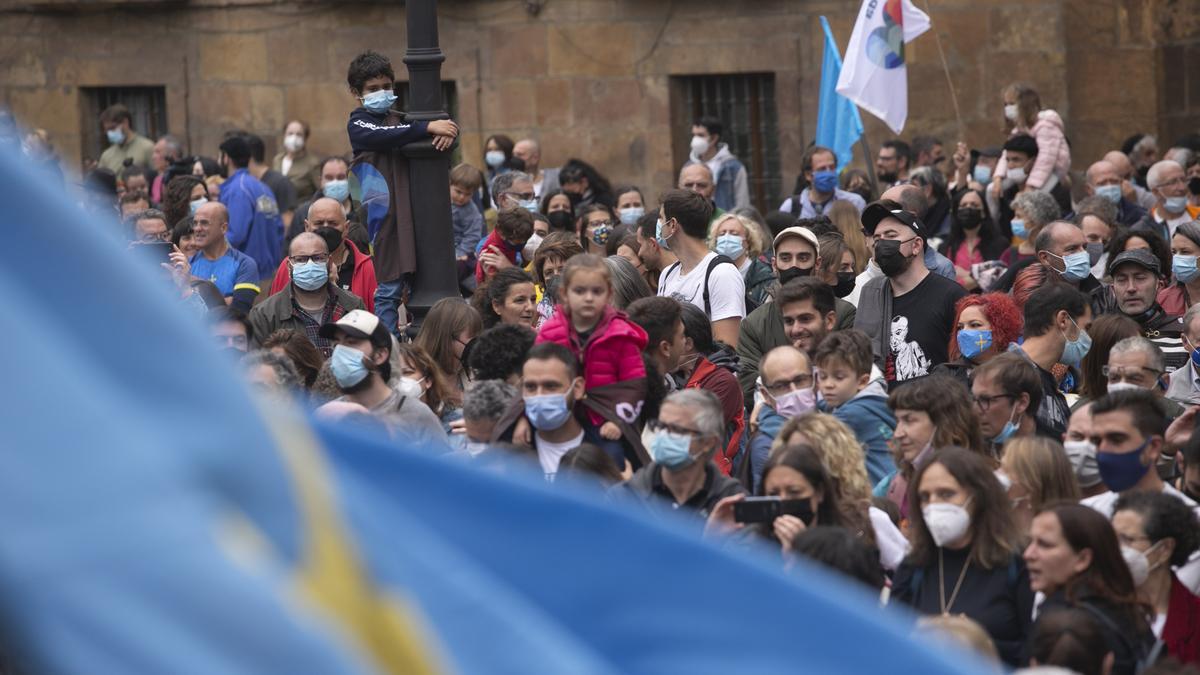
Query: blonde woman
[
  {"left": 771, "top": 412, "right": 909, "bottom": 570},
  {"left": 998, "top": 436, "right": 1081, "bottom": 536},
  {"left": 708, "top": 213, "right": 774, "bottom": 309},
  {"left": 827, "top": 200, "right": 868, "bottom": 275}
]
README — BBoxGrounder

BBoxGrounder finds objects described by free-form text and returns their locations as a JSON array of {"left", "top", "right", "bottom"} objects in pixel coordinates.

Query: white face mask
[
  {"left": 1007, "top": 166, "right": 1027, "bottom": 183},
  {"left": 1106, "top": 381, "right": 1144, "bottom": 394},
  {"left": 923, "top": 501, "right": 972, "bottom": 548},
  {"left": 1122, "top": 544, "right": 1152, "bottom": 587},
  {"left": 690, "top": 135, "right": 710, "bottom": 157},
  {"left": 523, "top": 233, "right": 544, "bottom": 261},
  {"left": 396, "top": 376, "right": 424, "bottom": 400},
  {"left": 283, "top": 134, "right": 305, "bottom": 153},
  {"left": 1063, "top": 440, "right": 1101, "bottom": 489},
  {"left": 1004, "top": 104, "right": 1019, "bottom": 121}
]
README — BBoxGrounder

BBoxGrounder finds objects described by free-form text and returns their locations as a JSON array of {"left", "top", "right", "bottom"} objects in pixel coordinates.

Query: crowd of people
[{"left": 15, "top": 50, "right": 1200, "bottom": 673}]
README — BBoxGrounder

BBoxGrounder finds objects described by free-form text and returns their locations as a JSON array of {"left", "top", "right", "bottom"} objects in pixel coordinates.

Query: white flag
[{"left": 835, "top": 0, "right": 930, "bottom": 134}]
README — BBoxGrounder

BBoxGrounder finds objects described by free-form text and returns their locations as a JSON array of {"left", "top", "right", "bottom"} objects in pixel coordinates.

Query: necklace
[{"left": 938, "top": 548, "right": 972, "bottom": 615}]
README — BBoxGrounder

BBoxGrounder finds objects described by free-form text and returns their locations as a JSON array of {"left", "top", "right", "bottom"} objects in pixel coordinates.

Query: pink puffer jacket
[{"left": 993, "top": 109, "right": 1071, "bottom": 190}]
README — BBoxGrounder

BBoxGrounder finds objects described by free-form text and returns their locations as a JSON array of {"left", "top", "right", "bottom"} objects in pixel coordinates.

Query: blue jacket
[
  {"left": 748, "top": 405, "right": 787, "bottom": 493},
  {"left": 825, "top": 379, "right": 896, "bottom": 485},
  {"left": 347, "top": 107, "right": 429, "bottom": 155},
  {"left": 452, "top": 202, "right": 484, "bottom": 258},
  {"left": 219, "top": 169, "right": 283, "bottom": 281},
  {"left": 923, "top": 245, "right": 956, "bottom": 280}
]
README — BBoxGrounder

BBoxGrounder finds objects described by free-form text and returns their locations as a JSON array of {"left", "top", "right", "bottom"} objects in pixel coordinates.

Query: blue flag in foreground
[
  {"left": 816, "top": 15, "right": 865, "bottom": 172},
  {"left": 0, "top": 144, "right": 986, "bottom": 674}
]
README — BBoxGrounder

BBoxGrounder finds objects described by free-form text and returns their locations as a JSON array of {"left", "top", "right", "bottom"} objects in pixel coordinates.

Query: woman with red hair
[{"left": 931, "top": 292, "right": 1023, "bottom": 388}]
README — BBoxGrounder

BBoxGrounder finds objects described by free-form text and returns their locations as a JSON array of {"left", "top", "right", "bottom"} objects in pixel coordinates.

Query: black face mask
[
  {"left": 955, "top": 208, "right": 983, "bottom": 230},
  {"left": 1189, "top": 176, "right": 1200, "bottom": 197},
  {"left": 878, "top": 171, "right": 898, "bottom": 184},
  {"left": 874, "top": 238, "right": 913, "bottom": 277},
  {"left": 834, "top": 271, "right": 857, "bottom": 298},
  {"left": 547, "top": 210, "right": 574, "bottom": 232},
  {"left": 778, "top": 265, "right": 812, "bottom": 286}
]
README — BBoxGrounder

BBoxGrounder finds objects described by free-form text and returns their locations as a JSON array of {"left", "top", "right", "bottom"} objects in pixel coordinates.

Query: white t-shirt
[
  {"left": 1083, "top": 484, "right": 1200, "bottom": 593},
  {"left": 535, "top": 430, "right": 584, "bottom": 481},
  {"left": 658, "top": 251, "right": 746, "bottom": 321}
]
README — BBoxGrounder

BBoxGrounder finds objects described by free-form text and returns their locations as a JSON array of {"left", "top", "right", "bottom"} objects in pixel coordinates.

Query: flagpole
[
  {"left": 858, "top": 135, "right": 880, "bottom": 198},
  {"left": 920, "top": 0, "right": 964, "bottom": 136}
]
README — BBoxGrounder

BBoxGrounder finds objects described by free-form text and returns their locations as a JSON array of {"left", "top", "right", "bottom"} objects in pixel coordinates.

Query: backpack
[{"left": 664, "top": 254, "right": 737, "bottom": 317}]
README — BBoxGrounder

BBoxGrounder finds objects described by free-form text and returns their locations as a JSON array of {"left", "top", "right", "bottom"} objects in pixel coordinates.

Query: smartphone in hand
[{"left": 733, "top": 496, "right": 814, "bottom": 525}]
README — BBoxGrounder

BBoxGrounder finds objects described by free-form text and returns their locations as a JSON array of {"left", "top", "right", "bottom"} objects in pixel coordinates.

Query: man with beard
[
  {"left": 855, "top": 200, "right": 967, "bottom": 387},
  {"left": 316, "top": 309, "right": 448, "bottom": 447}
]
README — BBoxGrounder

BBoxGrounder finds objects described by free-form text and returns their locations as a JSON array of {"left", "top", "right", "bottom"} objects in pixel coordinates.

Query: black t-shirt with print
[{"left": 885, "top": 272, "right": 968, "bottom": 385}]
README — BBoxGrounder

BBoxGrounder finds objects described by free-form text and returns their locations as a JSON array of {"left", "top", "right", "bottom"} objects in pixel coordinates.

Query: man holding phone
[
  {"left": 622, "top": 389, "right": 746, "bottom": 520},
  {"left": 190, "top": 201, "right": 261, "bottom": 314}
]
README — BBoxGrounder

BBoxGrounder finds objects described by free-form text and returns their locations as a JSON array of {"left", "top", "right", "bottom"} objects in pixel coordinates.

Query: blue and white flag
[{"left": 836, "top": 0, "right": 931, "bottom": 133}]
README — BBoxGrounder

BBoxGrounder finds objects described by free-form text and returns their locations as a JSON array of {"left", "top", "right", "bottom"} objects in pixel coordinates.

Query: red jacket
[
  {"left": 687, "top": 357, "right": 745, "bottom": 476},
  {"left": 269, "top": 240, "right": 377, "bottom": 313},
  {"left": 536, "top": 305, "right": 648, "bottom": 426},
  {"left": 474, "top": 230, "right": 522, "bottom": 284},
  {"left": 1165, "top": 573, "right": 1200, "bottom": 666}
]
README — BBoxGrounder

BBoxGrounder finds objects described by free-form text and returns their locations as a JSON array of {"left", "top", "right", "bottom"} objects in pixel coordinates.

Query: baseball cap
[
  {"left": 1106, "top": 248, "right": 1161, "bottom": 277},
  {"left": 772, "top": 226, "right": 821, "bottom": 256},
  {"left": 861, "top": 199, "right": 926, "bottom": 238},
  {"left": 318, "top": 309, "right": 391, "bottom": 348}
]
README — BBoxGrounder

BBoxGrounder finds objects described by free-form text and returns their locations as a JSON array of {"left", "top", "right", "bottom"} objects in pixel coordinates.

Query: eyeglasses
[
  {"left": 505, "top": 191, "right": 535, "bottom": 201},
  {"left": 289, "top": 254, "right": 330, "bottom": 264},
  {"left": 139, "top": 231, "right": 171, "bottom": 243},
  {"left": 1102, "top": 365, "right": 1162, "bottom": 383},
  {"left": 647, "top": 419, "right": 704, "bottom": 438},
  {"left": 1155, "top": 176, "right": 1188, "bottom": 189},
  {"left": 763, "top": 373, "right": 813, "bottom": 396},
  {"left": 971, "top": 393, "right": 1014, "bottom": 411}
]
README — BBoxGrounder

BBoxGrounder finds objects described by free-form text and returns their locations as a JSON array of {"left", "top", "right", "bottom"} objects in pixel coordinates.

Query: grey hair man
[
  {"left": 1106, "top": 337, "right": 1167, "bottom": 395},
  {"left": 491, "top": 170, "right": 535, "bottom": 211},
  {"left": 1167, "top": 304, "right": 1200, "bottom": 406},
  {"left": 621, "top": 388, "right": 746, "bottom": 519},
  {"left": 1134, "top": 160, "right": 1194, "bottom": 240},
  {"left": 243, "top": 350, "right": 302, "bottom": 401},
  {"left": 461, "top": 379, "right": 519, "bottom": 455}
]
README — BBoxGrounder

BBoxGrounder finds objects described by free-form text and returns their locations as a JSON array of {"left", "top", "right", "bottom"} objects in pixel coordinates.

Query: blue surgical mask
[
  {"left": 1173, "top": 254, "right": 1200, "bottom": 283},
  {"left": 1060, "top": 317, "right": 1092, "bottom": 367},
  {"left": 1053, "top": 250, "right": 1093, "bottom": 282},
  {"left": 189, "top": 197, "right": 207, "bottom": 215},
  {"left": 519, "top": 198, "right": 539, "bottom": 213},
  {"left": 812, "top": 170, "right": 839, "bottom": 194},
  {"left": 524, "top": 393, "right": 572, "bottom": 431},
  {"left": 485, "top": 150, "right": 505, "bottom": 169},
  {"left": 106, "top": 128, "right": 125, "bottom": 145},
  {"left": 323, "top": 179, "right": 349, "bottom": 203},
  {"left": 991, "top": 406, "right": 1022, "bottom": 446},
  {"left": 1087, "top": 241, "right": 1105, "bottom": 266},
  {"left": 291, "top": 260, "right": 329, "bottom": 291},
  {"left": 1011, "top": 219, "right": 1027, "bottom": 239},
  {"left": 1096, "top": 184, "right": 1122, "bottom": 204},
  {"left": 591, "top": 224, "right": 611, "bottom": 246},
  {"left": 957, "top": 329, "right": 992, "bottom": 361},
  {"left": 619, "top": 206, "right": 645, "bottom": 226},
  {"left": 1165, "top": 196, "right": 1190, "bottom": 214},
  {"left": 651, "top": 429, "right": 696, "bottom": 469},
  {"left": 330, "top": 344, "right": 370, "bottom": 388},
  {"left": 656, "top": 218, "right": 671, "bottom": 250},
  {"left": 715, "top": 233, "right": 744, "bottom": 259},
  {"left": 1097, "top": 437, "right": 1153, "bottom": 492},
  {"left": 361, "top": 89, "right": 397, "bottom": 113},
  {"left": 973, "top": 165, "right": 993, "bottom": 184}
]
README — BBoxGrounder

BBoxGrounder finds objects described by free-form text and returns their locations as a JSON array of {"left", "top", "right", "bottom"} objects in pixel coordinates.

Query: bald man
[
  {"left": 248, "top": 232, "right": 366, "bottom": 356},
  {"left": 748, "top": 345, "right": 815, "bottom": 490},
  {"left": 1085, "top": 160, "right": 1146, "bottom": 226},
  {"left": 513, "top": 138, "right": 560, "bottom": 199},
  {"left": 189, "top": 200, "right": 261, "bottom": 313},
  {"left": 267, "top": 196, "right": 377, "bottom": 313},
  {"left": 1104, "top": 150, "right": 1158, "bottom": 212},
  {"left": 679, "top": 164, "right": 723, "bottom": 220}
]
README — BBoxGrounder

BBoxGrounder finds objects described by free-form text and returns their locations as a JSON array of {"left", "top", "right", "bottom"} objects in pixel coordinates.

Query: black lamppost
[{"left": 402, "top": 0, "right": 458, "bottom": 320}]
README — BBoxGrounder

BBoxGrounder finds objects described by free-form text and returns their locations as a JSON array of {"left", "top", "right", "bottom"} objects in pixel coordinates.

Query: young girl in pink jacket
[{"left": 990, "top": 83, "right": 1071, "bottom": 194}]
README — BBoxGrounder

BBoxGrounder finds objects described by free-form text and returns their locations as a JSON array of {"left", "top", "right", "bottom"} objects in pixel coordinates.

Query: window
[
  {"left": 80, "top": 86, "right": 167, "bottom": 164},
  {"left": 671, "top": 73, "right": 781, "bottom": 213}
]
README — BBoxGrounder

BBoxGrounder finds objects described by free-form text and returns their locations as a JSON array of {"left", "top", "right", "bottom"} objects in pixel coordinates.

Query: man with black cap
[
  {"left": 248, "top": 232, "right": 365, "bottom": 357},
  {"left": 1108, "top": 248, "right": 1187, "bottom": 372},
  {"left": 217, "top": 134, "right": 284, "bottom": 285},
  {"left": 854, "top": 200, "right": 967, "bottom": 386},
  {"left": 317, "top": 309, "right": 448, "bottom": 447}
]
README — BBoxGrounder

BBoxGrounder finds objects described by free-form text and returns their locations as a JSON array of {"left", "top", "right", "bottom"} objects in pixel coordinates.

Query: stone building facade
[{"left": 1, "top": 0, "right": 1196, "bottom": 211}]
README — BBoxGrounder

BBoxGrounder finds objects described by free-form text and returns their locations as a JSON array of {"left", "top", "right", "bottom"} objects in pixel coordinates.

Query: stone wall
[{"left": 0, "top": 0, "right": 1193, "bottom": 205}]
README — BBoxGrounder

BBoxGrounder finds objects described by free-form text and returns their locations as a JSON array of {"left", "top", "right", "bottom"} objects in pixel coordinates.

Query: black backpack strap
[
  {"left": 702, "top": 254, "right": 737, "bottom": 317},
  {"left": 788, "top": 194, "right": 803, "bottom": 217}
]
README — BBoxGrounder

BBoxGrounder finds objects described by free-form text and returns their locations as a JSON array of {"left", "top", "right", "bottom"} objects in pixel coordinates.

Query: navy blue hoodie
[{"left": 347, "top": 107, "right": 429, "bottom": 155}]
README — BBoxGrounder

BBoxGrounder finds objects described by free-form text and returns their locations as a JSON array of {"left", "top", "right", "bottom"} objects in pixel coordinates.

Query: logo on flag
[{"left": 867, "top": 0, "right": 907, "bottom": 69}]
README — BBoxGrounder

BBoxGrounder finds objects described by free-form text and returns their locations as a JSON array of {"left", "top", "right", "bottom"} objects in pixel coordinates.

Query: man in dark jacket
[
  {"left": 621, "top": 389, "right": 746, "bottom": 520},
  {"left": 1108, "top": 249, "right": 1188, "bottom": 372}
]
